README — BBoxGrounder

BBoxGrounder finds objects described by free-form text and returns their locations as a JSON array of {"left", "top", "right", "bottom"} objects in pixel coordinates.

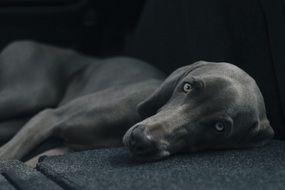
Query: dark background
[
  {"left": 0, "top": 0, "right": 285, "bottom": 139},
  {"left": 0, "top": 0, "right": 145, "bottom": 56}
]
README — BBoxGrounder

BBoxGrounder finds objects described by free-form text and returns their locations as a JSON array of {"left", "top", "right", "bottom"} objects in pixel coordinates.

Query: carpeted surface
[
  {"left": 0, "top": 160, "right": 62, "bottom": 190},
  {"left": 36, "top": 140, "right": 285, "bottom": 190}
]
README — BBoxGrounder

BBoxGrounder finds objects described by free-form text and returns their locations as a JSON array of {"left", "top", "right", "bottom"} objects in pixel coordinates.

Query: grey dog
[{"left": 0, "top": 41, "right": 274, "bottom": 162}]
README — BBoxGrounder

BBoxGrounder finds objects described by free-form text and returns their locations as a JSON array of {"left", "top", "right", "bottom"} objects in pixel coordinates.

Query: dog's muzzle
[
  {"left": 124, "top": 125, "right": 157, "bottom": 156},
  {"left": 123, "top": 124, "right": 171, "bottom": 160}
]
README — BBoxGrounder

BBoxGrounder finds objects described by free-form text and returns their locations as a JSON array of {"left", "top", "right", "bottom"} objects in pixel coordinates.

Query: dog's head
[{"left": 123, "top": 61, "right": 274, "bottom": 161}]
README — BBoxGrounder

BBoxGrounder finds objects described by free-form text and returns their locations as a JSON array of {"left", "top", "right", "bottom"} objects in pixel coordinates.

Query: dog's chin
[{"left": 122, "top": 128, "right": 172, "bottom": 162}]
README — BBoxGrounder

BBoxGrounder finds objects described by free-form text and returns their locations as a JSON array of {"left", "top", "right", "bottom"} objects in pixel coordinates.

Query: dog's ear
[
  {"left": 137, "top": 61, "right": 207, "bottom": 118},
  {"left": 137, "top": 66, "right": 189, "bottom": 118},
  {"left": 243, "top": 118, "right": 274, "bottom": 147}
]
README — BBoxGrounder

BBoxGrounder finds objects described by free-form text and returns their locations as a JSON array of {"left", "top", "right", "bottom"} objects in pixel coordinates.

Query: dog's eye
[
  {"left": 182, "top": 82, "right": 192, "bottom": 93},
  {"left": 215, "top": 122, "right": 225, "bottom": 132}
]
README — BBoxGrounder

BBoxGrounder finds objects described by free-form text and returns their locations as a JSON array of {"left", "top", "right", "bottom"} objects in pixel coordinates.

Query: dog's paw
[{"left": 0, "top": 144, "right": 15, "bottom": 160}]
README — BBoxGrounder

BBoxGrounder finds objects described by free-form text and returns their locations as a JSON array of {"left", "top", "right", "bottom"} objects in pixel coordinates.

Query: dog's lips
[
  {"left": 123, "top": 125, "right": 172, "bottom": 161},
  {"left": 126, "top": 139, "right": 171, "bottom": 161}
]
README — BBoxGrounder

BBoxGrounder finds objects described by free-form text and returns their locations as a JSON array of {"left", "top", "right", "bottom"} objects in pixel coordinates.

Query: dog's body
[{"left": 0, "top": 41, "right": 274, "bottom": 162}]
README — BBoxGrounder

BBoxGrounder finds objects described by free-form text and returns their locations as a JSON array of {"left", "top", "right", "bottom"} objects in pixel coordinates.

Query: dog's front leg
[{"left": 0, "top": 109, "right": 58, "bottom": 160}]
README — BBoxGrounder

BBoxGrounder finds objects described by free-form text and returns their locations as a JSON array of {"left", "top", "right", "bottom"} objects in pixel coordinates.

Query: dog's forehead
[
  {"left": 189, "top": 62, "right": 249, "bottom": 79},
  {"left": 186, "top": 62, "right": 257, "bottom": 93},
  {"left": 181, "top": 62, "right": 260, "bottom": 115}
]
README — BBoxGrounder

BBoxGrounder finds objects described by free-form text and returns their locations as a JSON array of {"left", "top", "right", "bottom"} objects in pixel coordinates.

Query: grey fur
[{"left": 0, "top": 41, "right": 274, "bottom": 161}]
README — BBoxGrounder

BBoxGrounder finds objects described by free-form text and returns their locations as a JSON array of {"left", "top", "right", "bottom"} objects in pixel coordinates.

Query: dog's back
[{"left": 0, "top": 41, "right": 165, "bottom": 160}]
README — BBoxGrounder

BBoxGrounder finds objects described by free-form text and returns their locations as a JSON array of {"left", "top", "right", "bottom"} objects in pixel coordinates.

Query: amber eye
[
  {"left": 215, "top": 122, "right": 225, "bottom": 132},
  {"left": 183, "top": 82, "right": 192, "bottom": 93}
]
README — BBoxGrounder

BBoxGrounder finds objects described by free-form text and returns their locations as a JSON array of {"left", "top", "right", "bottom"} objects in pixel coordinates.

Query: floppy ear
[
  {"left": 243, "top": 119, "right": 274, "bottom": 147},
  {"left": 137, "top": 61, "right": 207, "bottom": 118}
]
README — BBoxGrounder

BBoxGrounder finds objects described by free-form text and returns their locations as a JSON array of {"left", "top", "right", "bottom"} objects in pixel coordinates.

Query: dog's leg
[
  {"left": 0, "top": 87, "right": 60, "bottom": 120},
  {"left": 0, "top": 80, "right": 160, "bottom": 160},
  {"left": 0, "top": 41, "right": 90, "bottom": 120},
  {"left": 25, "top": 147, "right": 70, "bottom": 167},
  {"left": 0, "top": 109, "right": 57, "bottom": 160},
  {"left": 0, "top": 118, "right": 30, "bottom": 144}
]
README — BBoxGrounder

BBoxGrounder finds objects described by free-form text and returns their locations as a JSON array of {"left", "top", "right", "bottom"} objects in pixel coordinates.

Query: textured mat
[
  {"left": 0, "top": 160, "right": 62, "bottom": 190},
  {"left": 37, "top": 140, "right": 285, "bottom": 190}
]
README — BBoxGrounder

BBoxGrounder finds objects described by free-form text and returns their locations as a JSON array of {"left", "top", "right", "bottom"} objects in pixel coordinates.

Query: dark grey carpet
[
  {"left": 0, "top": 160, "right": 62, "bottom": 190},
  {"left": 37, "top": 140, "right": 285, "bottom": 190}
]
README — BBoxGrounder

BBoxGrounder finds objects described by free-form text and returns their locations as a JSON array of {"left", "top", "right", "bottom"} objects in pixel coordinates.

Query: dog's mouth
[
  {"left": 126, "top": 141, "right": 171, "bottom": 162},
  {"left": 123, "top": 128, "right": 171, "bottom": 161}
]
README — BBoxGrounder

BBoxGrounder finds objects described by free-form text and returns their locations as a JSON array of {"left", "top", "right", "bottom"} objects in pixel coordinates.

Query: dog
[{"left": 0, "top": 41, "right": 274, "bottom": 163}]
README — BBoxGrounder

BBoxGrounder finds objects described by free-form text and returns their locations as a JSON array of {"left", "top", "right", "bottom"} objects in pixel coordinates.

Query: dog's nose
[{"left": 129, "top": 126, "right": 156, "bottom": 156}]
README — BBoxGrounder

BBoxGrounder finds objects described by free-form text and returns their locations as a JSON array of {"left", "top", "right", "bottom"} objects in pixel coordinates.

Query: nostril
[
  {"left": 134, "top": 144, "right": 147, "bottom": 154},
  {"left": 129, "top": 126, "right": 156, "bottom": 155}
]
